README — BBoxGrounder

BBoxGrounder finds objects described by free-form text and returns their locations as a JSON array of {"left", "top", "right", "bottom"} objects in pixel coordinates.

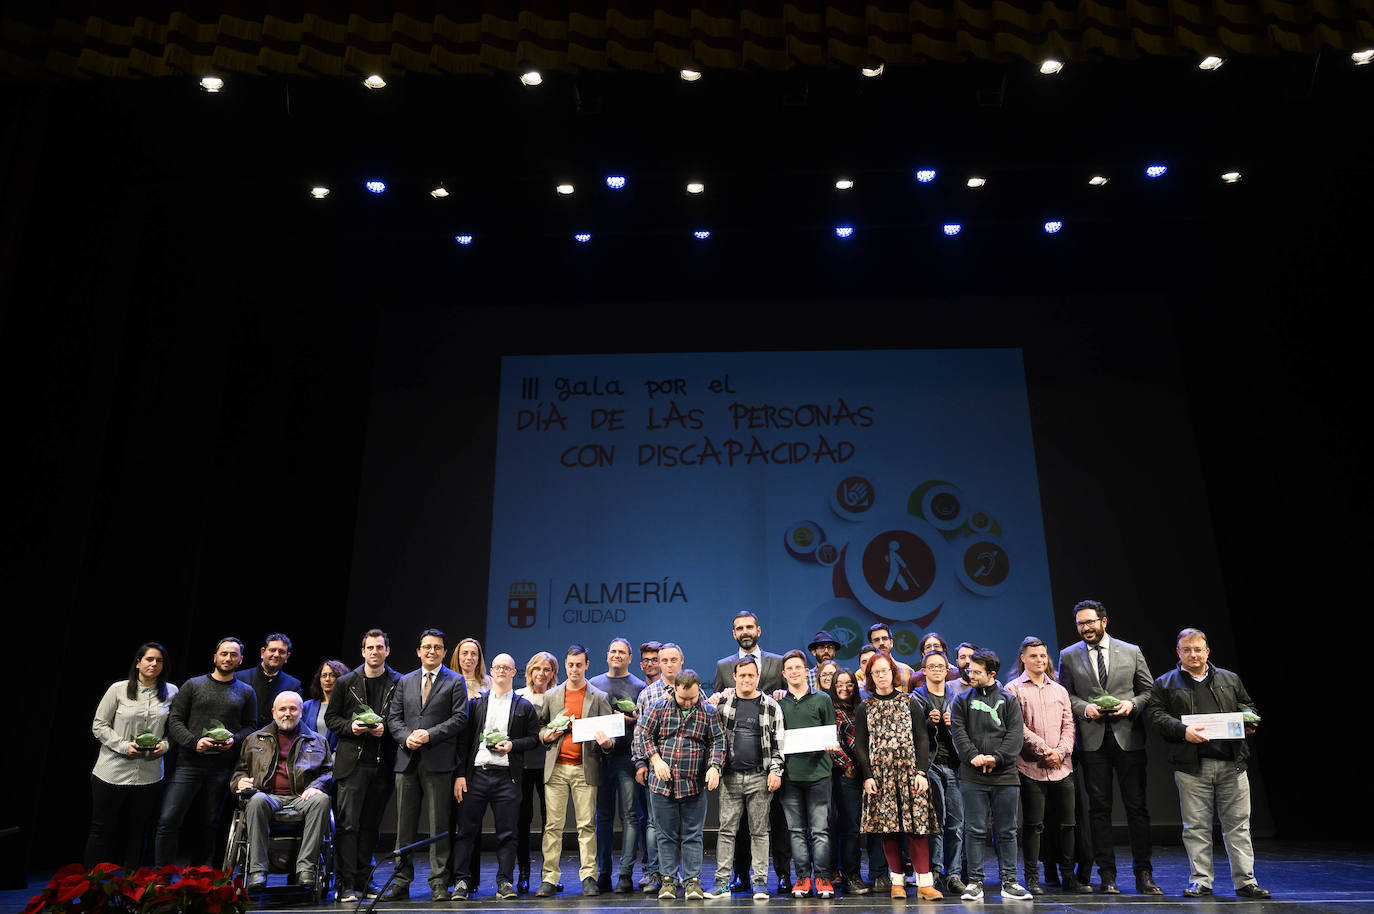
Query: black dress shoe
[
  {"left": 1101, "top": 877, "right": 1120, "bottom": 895},
  {"left": 246, "top": 875, "right": 267, "bottom": 892},
  {"left": 597, "top": 873, "right": 613, "bottom": 893},
  {"left": 582, "top": 876, "right": 600, "bottom": 896},
  {"left": 378, "top": 883, "right": 411, "bottom": 902},
  {"left": 1184, "top": 882, "right": 1213, "bottom": 897},
  {"left": 517, "top": 875, "right": 530, "bottom": 895},
  {"left": 1236, "top": 884, "right": 1272, "bottom": 899},
  {"left": 1026, "top": 880, "right": 1045, "bottom": 896},
  {"left": 1137, "top": 872, "right": 1164, "bottom": 895},
  {"left": 730, "top": 875, "right": 749, "bottom": 893},
  {"left": 430, "top": 887, "right": 451, "bottom": 902},
  {"left": 1062, "top": 875, "right": 1093, "bottom": 894},
  {"left": 614, "top": 874, "right": 634, "bottom": 893},
  {"left": 535, "top": 882, "right": 558, "bottom": 897}
]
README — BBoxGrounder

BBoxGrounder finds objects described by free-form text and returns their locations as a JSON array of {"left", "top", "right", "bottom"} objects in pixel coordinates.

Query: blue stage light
[
  {"left": 834, "top": 225, "right": 854, "bottom": 239},
  {"left": 915, "top": 169, "right": 937, "bottom": 183},
  {"left": 1145, "top": 165, "right": 1168, "bottom": 178},
  {"left": 454, "top": 234, "right": 473, "bottom": 245},
  {"left": 605, "top": 176, "right": 627, "bottom": 189},
  {"left": 365, "top": 180, "right": 386, "bottom": 194},
  {"left": 1043, "top": 220, "right": 1063, "bottom": 234},
  {"left": 942, "top": 223, "right": 962, "bottom": 236},
  {"left": 693, "top": 230, "right": 711, "bottom": 240},
  {"left": 574, "top": 233, "right": 592, "bottom": 243}
]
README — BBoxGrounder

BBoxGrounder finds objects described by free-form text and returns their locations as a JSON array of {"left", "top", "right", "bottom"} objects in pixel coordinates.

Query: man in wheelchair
[{"left": 231, "top": 690, "right": 334, "bottom": 890}]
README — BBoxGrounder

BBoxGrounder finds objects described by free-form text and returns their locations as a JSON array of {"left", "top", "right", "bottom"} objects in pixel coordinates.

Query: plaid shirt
[
  {"left": 637, "top": 698, "right": 726, "bottom": 799},
  {"left": 631, "top": 679, "right": 670, "bottom": 764},
  {"left": 833, "top": 706, "right": 857, "bottom": 776},
  {"left": 716, "top": 692, "right": 786, "bottom": 775}
]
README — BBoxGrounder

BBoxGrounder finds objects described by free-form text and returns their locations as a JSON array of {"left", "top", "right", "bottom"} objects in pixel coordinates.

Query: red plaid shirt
[{"left": 637, "top": 698, "right": 726, "bottom": 799}]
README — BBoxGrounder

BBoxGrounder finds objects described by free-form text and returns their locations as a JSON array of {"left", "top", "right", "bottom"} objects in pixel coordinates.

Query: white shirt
[
  {"left": 1090, "top": 633, "right": 1113, "bottom": 683},
  {"left": 473, "top": 689, "right": 514, "bottom": 768}
]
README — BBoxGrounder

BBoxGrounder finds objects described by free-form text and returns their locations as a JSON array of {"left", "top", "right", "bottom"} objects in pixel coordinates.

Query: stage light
[
  {"left": 365, "top": 180, "right": 386, "bottom": 194},
  {"left": 1352, "top": 49, "right": 1373, "bottom": 65},
  {"left": 1043, "top": 220, "right": 1063, "bottom": 234},
  {"left": 915, "top": 169, "right": 937, "bottom": 183},
  {"left": 199, "top": 76, "right": 224, "bottom": 93},
  {"left": 966, "top": 176, "right": 986, "bottom": 188},
  {"left": 1145, "top": 164, "right": 1168, "bottom": 178},
  {"left": 680, "top": 69, "right": 702, "bottom": 82},
  {"left": 556, "top": 183, "right": 575, "bottom": 195},
  {"left": 1199, "top": 56, "right": 1225, "bottom": 70},
  {"left": 363, "top": 74, "right": 386, "bottom": 90},
  {"left": 835, "top": 178, "right": 854, "bottom": 190},
  {"left": 943, "top": 223, "right": 962, "bottom": 236},
  {"left": 454, "top": 234, "right": 473, "bottom": 245},
  {"left": 605, "top": 176, "right": 627, "bottom": 189},
  {"left": 693, "top": 230, "right": 711, "bottom": 240},
  {"left": 834, "top": 225, "right": 854, "bottom": 239},
  {"left": 686, "top": 182, "right": 705, "bottom": 194},
  {"left": 309, "top": 186, "right": 330, "bottom": 199},
  {"left": 1088, "top": 175, "right": 1110, "bottom": 186},
  {"left": 520, "top": 70, "right": 542, "bottom": 86},
  {"left": 430, "top": 185, "right": 449, "bottom": 198},
  {"left": 1039, "top": 59, "right": 1063, "bottom": 75},
  {"left": 1221, "top": 171, "right": 1243, "bottom": 184},
  {"left": 861, "top": 64, "right": 884, "bottom": 78},
  {"left": 574, "top": 233, "right": 592, "bottom": 243}
]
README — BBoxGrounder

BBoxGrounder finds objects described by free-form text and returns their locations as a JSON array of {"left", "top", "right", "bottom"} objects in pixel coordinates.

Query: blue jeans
[
  {"left": 597, "top": 755, "right": 640, "bottom": 879},
  {"left": 781, "top": 778, "right": 832, "bottom": 880},
  {"left": 960, "top": 781, "right": 1019, "bottom": 886},
  {"left": 831, "top": 774, "right": 862, "bottom": 878},
  {"left": 154, "top": 765, "right": 232, "bottom": 866},
  {"left": 650, "top": 790, "right": 707, "bottom": 881},
  {"left": 927, "top": 762, "right": 964, "bottom": 876}
]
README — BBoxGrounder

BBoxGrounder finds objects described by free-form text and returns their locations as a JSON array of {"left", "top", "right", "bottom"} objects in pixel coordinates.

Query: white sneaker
[
  {"left": 1002, "top": 881, "right": 1034, "bottom": 900},
  {"left": 753, "top": 887, "right": 770, "bottom": 902},
  {"left": 962, "top": 881, "right": 985, "bottom": 901},
  {"left": 704, "top": 884, "right": 731, "bottom": 900}
]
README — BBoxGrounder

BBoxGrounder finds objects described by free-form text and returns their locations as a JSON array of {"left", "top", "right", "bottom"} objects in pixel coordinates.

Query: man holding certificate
[
  {"left": 778, "top": 649, "right": 844, "bottom": 899},
  {"left": 1148, "top": 628, "right": 1270, "bottom": 900},
  {"left": 535, "top": 644, "right": 615, "bottom": 897}
]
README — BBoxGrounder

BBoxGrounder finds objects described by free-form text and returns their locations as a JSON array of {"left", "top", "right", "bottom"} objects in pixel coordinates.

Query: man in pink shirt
[{"left": 1006, "top": 637, "right": 1089, "bottom": 895}]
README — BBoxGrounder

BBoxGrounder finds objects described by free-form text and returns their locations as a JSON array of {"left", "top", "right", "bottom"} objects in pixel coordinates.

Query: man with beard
[
  {"left": 867, "top": 625, "right": 918, "bottom": 691},
  {"left": 232, "top": 691, "right": 333, "bottom": 890},
  {"left": 1057, "top": 600, "right": 1160, "bottom": 896},
  {"left": 157, "top": 637, "right": 258, "bottom": 866},
  {"left": 710, "top": 612, "right": 788, "bottom": 893},
  {"left": 805, "top": 631, "right": 840, "bottom": 692},
  {"left": 237, "top": 634, "right": 303, "bottom": 730},
  {"left": 1148, "top": 629, "right": 1269, "bottom": 899}
]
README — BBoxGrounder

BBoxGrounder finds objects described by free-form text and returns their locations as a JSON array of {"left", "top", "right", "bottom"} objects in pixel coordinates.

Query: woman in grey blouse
[{"left": 86, "top": 642, "right": 178, "bottom": 869}]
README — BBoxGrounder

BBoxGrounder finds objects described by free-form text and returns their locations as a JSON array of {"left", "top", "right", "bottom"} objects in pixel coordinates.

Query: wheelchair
[{"left": 223, "top": 788, "right": 336, "bottom": 904}]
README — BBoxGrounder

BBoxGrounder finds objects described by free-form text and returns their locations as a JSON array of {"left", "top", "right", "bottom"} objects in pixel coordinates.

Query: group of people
[{"left": 86, "top": 601, "right": 1268, "bottom": 904}]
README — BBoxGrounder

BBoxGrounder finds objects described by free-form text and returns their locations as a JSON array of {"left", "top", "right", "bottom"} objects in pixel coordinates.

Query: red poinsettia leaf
[
  {"left": 21, "top": 896, "right": 48, "bottom": 914},
  {"left": 52, "top": 876, "right": 92, "bottom": 903},
  {"left": 53, "top": 864, "right": 87, "bottom": 880},
  {"left": 91, "top": 862, "right": 122, "bottom": 876}
]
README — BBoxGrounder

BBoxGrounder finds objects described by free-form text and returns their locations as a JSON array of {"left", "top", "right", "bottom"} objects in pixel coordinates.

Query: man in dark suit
[
  {"left": 324, "top": 628, "right": 402, "bottom": 903},
  {"left": 1057, "top": 600, "right": 1160, "bottom": 896},
  {"left": 450, "top": 652, "right": 541, "bottom": 901},
  {"left": 709, "top": 611, "right": 788, "bottom": 895},
  {"left": 236, "top": 633, "right": 302, "bottom": 730},
  {"left": 380, "top": 629, "right": 469, "bottom": 902}
]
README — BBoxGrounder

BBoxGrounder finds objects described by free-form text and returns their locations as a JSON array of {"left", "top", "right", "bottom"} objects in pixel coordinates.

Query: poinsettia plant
[{"left": 24, "top": 863, "right": 246, "bottom": 914}]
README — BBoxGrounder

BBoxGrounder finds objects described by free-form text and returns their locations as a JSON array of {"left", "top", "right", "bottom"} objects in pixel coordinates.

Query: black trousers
[
  {"left": 394, "top": 768, "right": 454, "bottom": 890},
  {"left": 518, "top": 774, "right": 547, "bottom": 879},
  {"left": 452, "top": 767, "right": 521, "bottom": 886},
  {"left": 334, "top": 761, "right": 394, "bottom": 890},
  {"left": 1080, "top": 731, "right": 1152, "bottom": 877},
  {"left": 86, "top": 776, "right": 163, "bottom": 870},
  {"left": 1018, "top": 773, "right": 1076, "bottom": 877}
]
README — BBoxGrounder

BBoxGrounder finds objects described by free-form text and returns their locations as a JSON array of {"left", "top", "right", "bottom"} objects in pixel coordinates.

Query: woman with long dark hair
[
  {"left": 302, "top": 659, "right": 349, "bottom": 751},
  {"left": 85, "top": 642, "right": 178, "bottom": 869},
  {"left": 826, "top": 669, "right": 870, "bottom": 895}
]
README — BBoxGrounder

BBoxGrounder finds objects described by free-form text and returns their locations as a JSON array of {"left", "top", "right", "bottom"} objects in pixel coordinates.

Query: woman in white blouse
[{"left": 86, "top": 642, "right": 178, "bottom": 869}]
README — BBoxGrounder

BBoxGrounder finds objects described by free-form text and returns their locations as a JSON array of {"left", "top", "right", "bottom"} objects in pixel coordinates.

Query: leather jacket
[{"left": 232, "top": 722, "right": 333, "bottom": 795}]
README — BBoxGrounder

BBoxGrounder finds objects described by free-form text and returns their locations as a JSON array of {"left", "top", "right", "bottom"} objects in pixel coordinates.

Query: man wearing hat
[{"left": 805, "top": 631, "right": 840, "bottom": 692}]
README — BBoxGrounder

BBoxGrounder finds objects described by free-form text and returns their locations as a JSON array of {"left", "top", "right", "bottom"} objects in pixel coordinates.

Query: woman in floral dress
[{"left": 854, "top": 651, "right": 942, "bottom": 900}]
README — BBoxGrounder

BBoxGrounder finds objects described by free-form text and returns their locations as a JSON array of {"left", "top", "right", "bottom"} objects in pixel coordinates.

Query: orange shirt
[{"left": 556, "top": 685, "right": 586, "bottom": 765}]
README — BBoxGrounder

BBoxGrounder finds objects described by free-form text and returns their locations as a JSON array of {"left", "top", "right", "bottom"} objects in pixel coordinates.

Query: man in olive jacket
[
  {"left": 231, "top": 691, "right": 333, "bottom": 889},
  {"left": 1147, "top": 628, "right": 1269, "bottom": 900}
]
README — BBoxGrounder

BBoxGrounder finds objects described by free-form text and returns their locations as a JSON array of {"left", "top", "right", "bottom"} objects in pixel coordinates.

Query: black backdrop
[{"left": 3, "top": 68, "right": 1371, "bottom": 871}]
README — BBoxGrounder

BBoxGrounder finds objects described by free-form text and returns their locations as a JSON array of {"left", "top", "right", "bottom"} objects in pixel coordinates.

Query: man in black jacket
[
  {"left": 1148, "top": 628, "right": 1270, "bottom": 900},
  {"left": 450, "top": 653, "right": 541, "bottom": 901},
  {"left": 324, "top": 628, "right": 402, "bottom": 903},
  {"left": 236, "top": 633, "right": 303, "bottom": 730}
]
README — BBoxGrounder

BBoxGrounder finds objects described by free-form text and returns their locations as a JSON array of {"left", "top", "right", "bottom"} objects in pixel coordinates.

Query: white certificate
[
  {"left": 781, "top": 725, "right": 838, "bottom": 755},
  {"left": 1181, "top": 712, "right": 1246, "bottom": 740},
  {"left": 571, "top": 713, "right": 625, "bottom": 743}
]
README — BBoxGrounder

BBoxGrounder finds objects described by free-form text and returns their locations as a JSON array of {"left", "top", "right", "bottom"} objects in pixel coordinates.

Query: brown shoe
[
  {"left": 891, "top": 883, "right": 907, "bottom": 899},
  {"left": 1136, "top": 872, "right": 1163, "bottom": 896},
  {"left": 916, "top": 885, "right": 943, "bottom": 900}
]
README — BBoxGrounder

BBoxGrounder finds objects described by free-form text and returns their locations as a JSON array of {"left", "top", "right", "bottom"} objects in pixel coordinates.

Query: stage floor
[{"left": 9, "top": 841, "right": 1373, "bottom": 913}]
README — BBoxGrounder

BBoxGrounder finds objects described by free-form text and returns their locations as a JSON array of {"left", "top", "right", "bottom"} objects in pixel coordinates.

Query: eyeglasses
[
  {"left": 923, "top": 664, "right": 947, "bottom": 672},
  {"left": 419, "top": 645, "right": 445, "bottom": 652},
  {"left": 1075, "top": 618, "right": 1103, "bottom": 628},
  {"left": 491, "top": 664, "right": 516, "bottom": 672}
]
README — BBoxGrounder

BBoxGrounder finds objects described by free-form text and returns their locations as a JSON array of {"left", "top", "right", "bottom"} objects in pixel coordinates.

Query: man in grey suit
[
  {"left": 535, "top": 644, "right": 616, "bottom": 897},
  {"left": 380, "top": 629, "right": 469, "bottom": 902},
  {"left": 1057, "top": 600, "right": 1161, "bottom": 896}
]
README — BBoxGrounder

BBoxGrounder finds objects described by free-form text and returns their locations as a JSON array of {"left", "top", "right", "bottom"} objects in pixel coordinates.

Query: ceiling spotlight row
[
  {"left": 197, "top": 49, "right": 1374, "bottom": 94},
  {"left": 443, "top": 221, "right": 1082, "bottom": 245}
]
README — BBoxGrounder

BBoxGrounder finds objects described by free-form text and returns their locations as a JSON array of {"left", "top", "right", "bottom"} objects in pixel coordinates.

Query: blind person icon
[{"left": 884, "top": 540, "right": 920, "bottom": 592}]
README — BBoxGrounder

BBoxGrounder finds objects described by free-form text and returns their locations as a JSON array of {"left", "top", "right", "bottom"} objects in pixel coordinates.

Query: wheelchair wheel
[{"left": 222, "top": 810, "right": 247, "bottom": 877}]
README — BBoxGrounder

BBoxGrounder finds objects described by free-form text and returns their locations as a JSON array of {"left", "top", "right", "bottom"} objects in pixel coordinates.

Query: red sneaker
[
  {"left": 792, "top": 878, "right": 812, "bottom": 898},
  {"left": 815, "top": 878, "right": 835, "bottom": 899}
]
